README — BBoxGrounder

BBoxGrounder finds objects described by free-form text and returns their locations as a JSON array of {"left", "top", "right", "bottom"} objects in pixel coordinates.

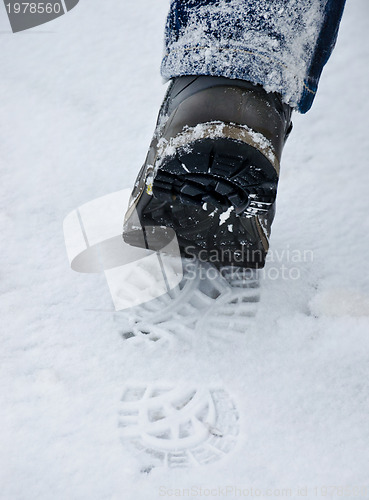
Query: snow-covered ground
[{"left": 1, "top": 1, "right": 369, "bottom": 499}]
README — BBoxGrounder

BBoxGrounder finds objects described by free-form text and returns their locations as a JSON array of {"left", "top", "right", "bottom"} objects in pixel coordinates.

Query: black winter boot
[{"left": 123, "top": 76, "right": 292, "bottom": 269}]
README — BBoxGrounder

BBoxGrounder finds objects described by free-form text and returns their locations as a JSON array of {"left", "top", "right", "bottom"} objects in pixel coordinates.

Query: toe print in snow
[
  {"left": 198, "top": 265, "right": 261, "bottom": 337},
  {"left": 117, "top": 261, "right": 261, "bottom": 343},
  {"left": 118, "top": 384, "right": 239, "bottom": 470}
]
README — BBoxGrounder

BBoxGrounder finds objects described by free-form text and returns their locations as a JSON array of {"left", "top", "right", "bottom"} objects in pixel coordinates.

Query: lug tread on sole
[
  {"left": 118, "top": 139, "right": 276, "bottom": 268},
  {"left": 153, "top": 140, "right": 277, "bottom": 217},
  {"left": 130, "top": 139, "right": 276, "bottom": 268}
]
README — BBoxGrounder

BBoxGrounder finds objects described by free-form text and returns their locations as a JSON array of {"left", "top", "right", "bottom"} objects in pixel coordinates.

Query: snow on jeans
[{"left": 161, "top": 0, "right": 346, "bottom": 113}]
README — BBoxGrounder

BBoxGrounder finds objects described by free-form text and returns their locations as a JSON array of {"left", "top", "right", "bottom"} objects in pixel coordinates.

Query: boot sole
[{"left": 124, "top": 138, "right": 277, "bottom": 268}]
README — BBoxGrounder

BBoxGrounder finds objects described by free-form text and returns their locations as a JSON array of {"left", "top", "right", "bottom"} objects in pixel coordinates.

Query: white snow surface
[{"left": 1, "top": 1, "right": 369, "bottom": 499}]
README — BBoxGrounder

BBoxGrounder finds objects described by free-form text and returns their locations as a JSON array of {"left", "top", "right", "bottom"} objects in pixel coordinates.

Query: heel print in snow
[
  {"left": 117, "top": 260, "right": 261, "bottom": 342},
  {"left": 118, "top": 384, "right": 239, "bottom": 470}
]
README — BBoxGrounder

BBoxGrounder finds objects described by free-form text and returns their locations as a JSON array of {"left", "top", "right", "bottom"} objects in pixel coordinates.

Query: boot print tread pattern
[{"left": 118, "top": 384, "right": 239, "bottom": 470}]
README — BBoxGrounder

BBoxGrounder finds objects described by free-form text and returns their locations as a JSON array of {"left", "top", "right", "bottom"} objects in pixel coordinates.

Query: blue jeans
[{"left": 161, "top": 0, "right": 346, "bottom": 113}]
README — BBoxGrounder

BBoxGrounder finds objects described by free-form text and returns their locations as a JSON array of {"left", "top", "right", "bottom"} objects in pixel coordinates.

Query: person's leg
[{"left": 161, "top": 0, "right": 346, "bottom": 113}]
